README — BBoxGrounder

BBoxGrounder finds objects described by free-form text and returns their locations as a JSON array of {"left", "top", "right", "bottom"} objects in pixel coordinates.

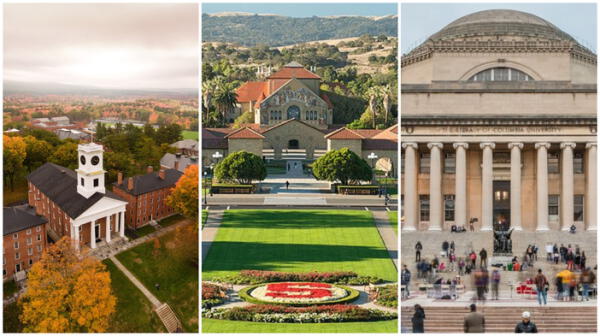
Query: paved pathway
[
  {"left": 202, "top": 209, "right": 224, "bottom": 262},
  {"left": 109, "top": 256, "right": 161, "bottom": 307},
  {"left": 371, "top": 210, "right": 398, "bottom": 269}
]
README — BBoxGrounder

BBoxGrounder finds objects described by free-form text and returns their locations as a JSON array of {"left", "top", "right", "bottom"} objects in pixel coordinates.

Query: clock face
[
  {"left": 91, "top": 155, "right": 100, "bottom": 166},
  {"left": 80, "top": 155, "right": 86, "bottom": 165}
]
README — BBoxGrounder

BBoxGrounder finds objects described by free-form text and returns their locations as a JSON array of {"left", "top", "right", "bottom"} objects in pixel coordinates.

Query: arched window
[{"left": 468, "top": 67, "right": 532, "bottom": 82}]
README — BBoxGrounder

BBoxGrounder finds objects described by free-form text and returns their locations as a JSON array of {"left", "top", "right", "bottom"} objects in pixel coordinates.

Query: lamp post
[
  {"left": 203, "top": 170, "right": 208, "bottom": 205},
  {"left": 211, "top": 152, "right": 223, "bottom": 196},
  {"left": 367, "top": 152, "right": 379, "bottom": 196}
]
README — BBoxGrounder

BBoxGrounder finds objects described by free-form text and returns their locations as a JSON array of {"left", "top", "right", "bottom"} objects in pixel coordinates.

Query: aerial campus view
[
  {"left": 201, "top": 2, "right": 399, "bottom": 333},
  {"left": 401, "top": 3, "right": 597, "bottom": 333},
  {"left": 3, "top": 4, "right": 199, "bottom": 333}
]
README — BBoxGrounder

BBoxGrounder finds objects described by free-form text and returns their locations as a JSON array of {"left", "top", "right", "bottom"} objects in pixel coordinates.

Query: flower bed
[
  {"left": 209, "top": 270, "right": 383, "bottom": 285},
  {"left": 239, "top": 282, "right": 360, "bottom": 306},
  {"left": 202, "top": 304, "right": 398, "bottom": 323},
  {"left": 202, "top": 282, "right": 228, "bottom": 309},
  {"left": 374, "top": 284, "right": 398, "bottom": 308}
]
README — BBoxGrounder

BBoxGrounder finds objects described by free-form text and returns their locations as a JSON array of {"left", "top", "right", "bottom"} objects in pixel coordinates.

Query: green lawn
[
  {"left": 159, "top": 214, "right": 185, "bottom": 228},
  {"left": 202, "top": 209, "right": 208, "bottom": 229},
  {"left": 3, "top": 302, "right": 22, "bottom": 332},
  {"left": 203, "top": 210, "right": 397, "bottom": 282},
  {"left": 125, "top": 225, "right": 156, "bottom": 239},
  {"left": 387, "top": 211, "right": 398, "bottom": 234},
  {"left": 103, "top": 259, "right": 165, "bottom": 333},
  {"left": 116, "top": 226, "right": 198, "bottom": 332},
  {"left": 202, "top": 318, "right": 398, "bottom": 333},
  {"left": 182, "top": 130, "right": 198, "bottom": 140}
]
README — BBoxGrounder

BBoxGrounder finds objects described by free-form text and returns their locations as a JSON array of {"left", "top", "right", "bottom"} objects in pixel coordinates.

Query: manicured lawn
[
  {"left": 4, "top": 280, "right": 18, "bottom": 299},
  {"left": 202, "top": 209, "right": 208, "bottom": 229},
  {"left": 202, "top": 318, "right": 398, "bottom": 333},
  {"left": 387, "top": 211, "right": 398, "bottom": 234},
  {"left": 203, "top": 210, "right": 397, "bottom": 282},
  {"left": 3, "top": 302, "right": 22, "bottom": 332},
  {"left": 116, "top": 226, "right": 198, "bottom": 332},
  {"left": 126, "top": 225, "right": 156, "bottom": 239},
  {"left": 103, "top": 259, "right": 165, "bottom": 333},
  {"left": 182, "top": 130, "right": 198, "bottom": 140}
]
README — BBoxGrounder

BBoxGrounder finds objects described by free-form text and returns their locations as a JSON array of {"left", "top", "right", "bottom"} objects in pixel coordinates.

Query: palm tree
[
  {"left": 382, "top": 85, "right": 392, "bottom": 127},
  {"left": 366, "top": 86, "right": 383, "bottom": 129},
  {"left": 213, "top": 77, "right": 238, "bottom": 124},
  {"left": 201, "top": 80, "right": 214, "bottom": 122}
]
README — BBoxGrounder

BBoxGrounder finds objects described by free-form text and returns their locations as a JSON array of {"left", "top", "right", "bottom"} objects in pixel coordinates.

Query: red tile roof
[
  {"left": 225, "top": 127, "right": 265, "bottom": 139},
  {"left": 267, "top": 66, "right": 320, "bottom": 80},
  {"left": 324, "top": 127, "right": 365, "bottom": 140},
  {"left": 236, "top": 82, "right": 268, "bottom": 103}
]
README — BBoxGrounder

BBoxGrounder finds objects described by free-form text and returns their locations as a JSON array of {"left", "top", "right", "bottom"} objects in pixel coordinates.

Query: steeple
[{"left": 76, "top": 142, "right": 106, "bottom": 198}]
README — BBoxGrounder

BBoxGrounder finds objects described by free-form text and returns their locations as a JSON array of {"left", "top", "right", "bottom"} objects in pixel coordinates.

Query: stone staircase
[
  {"left": 401, "top": 306, "right": 597, "bottom": 333},
  {"left": 155, "top": 303, "right": 182, "bottom": 333}
]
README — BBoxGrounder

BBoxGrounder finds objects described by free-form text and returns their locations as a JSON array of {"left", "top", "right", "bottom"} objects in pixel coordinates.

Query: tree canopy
[
  {"left": 167, "top": 165, "right": 199, "bottom": 223},
  {"left": 214, "top": 151, "right": 267, "bottom": 184},
  {"left": 312, "top": 147, "right": 372, "bottom": 185}
]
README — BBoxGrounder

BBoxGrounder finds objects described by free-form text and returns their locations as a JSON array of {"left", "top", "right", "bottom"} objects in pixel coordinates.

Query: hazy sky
[
  {"left": 4, "top": 4, "right": 199, "bottom": 90},
  {"left": 402, "top": 3, "right": 597, "bottom": 54},
  {"left": 202, "top": 3, "right": 397, "bottom": 17}
]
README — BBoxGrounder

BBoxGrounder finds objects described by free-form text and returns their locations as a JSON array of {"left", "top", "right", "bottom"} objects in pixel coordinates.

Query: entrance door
[
  {"left": 95, "top": 224, "right": 101, "bottom": 242},
  {"left": 493, "top": 181, "right": 510, "bottom": 230},
  {"left": 288, "top": 139, "right": 299, "bottom": 149}
]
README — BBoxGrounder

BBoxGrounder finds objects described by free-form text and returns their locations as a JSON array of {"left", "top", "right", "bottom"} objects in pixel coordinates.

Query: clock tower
[{"left": 76, "top": 142, "right": 106, "bottom": 198}]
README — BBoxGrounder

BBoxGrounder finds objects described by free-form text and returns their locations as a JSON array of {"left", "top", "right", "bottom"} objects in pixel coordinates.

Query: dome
[{"left": 429, "top": 9, "right": 576, "bottom": 43}]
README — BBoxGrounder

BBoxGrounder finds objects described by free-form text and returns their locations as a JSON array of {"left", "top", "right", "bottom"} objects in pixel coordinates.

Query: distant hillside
[{"left": 202, "top": 13, "right": 398, "bottom": 47}]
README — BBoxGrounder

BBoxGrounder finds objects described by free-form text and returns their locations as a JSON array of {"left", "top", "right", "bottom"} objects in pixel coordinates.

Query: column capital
[
  {"left": 453, "top": 142, "right": 469, "bottom": 150},
  {"left": 508, "top": 142, "right": 524, "bottom": 150},
  {"left": 535, "top": 142, "right": 551, "bottom": 150},
  {"left": 560, "top": 142, "right": 577, "bottom": 150},
  {"left": 586, "top": 142, "right": 597, "bottom": 149},
  {"left": 480, "top": 142, "right": 495, "bottom": 150},
  {"left": 402, "top": 142, "right": 418, "bottom": 149},
  {"left": 427, "top": 142, "right": 443, "bottom": 150}
]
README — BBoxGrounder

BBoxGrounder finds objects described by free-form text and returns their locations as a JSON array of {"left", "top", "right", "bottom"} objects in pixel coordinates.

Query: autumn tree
[
  {"left": 172, "top": 224, "right": 198, "bottom": 267},
  {"left": 49, "top": 142, "right": 78, "bottom": 170},
  {"left": 3, "top": 135, "right": 26, "bottom": 191},
  {"left": 19, "top": 238, "right": 116, "bottom": 333},
  {"left": 167, "top": 165, "right": 199, "bottom": 223},
  {"left": 23, "top": 136, "right": 53, "bottom": 172}
]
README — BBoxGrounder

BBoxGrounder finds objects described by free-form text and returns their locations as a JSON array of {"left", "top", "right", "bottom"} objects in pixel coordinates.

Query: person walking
[
  {"left": 479, "top": 248, "right": 488, "bottom": 269},
  {"left": 556, "top": 275, "right": 564, "bottom": 301},
  {"left": 458, "top": 257, "right": 465, "bottom": 276},
  {"left": 412, "top": 304, "right": 425, "bottom": 333},
  {"left": 534, "top": 269, "right": 548, "bottom": 306},
  {"left": 469, "top": 250, "right": 477, "bottom": 269},
  {"left": 401, "top": 265, "right": 411, "bottom": 299},
  {"left": 464, "top": 304, "right": 485, "bottom": 333},
  {"left": 415, "top": 241, "right": 423, "bottom": 262},
  {"left": 566, "top": 251, "right": 575, "bottom": 271},
  {"left": 491, "top": 268, "right": 501, "bottom": 300},
  {"left": 285, "top": 180, "right": 290, "bottom": 190},
  {"left": 442, "top": 240, "right": 449, "bottom": 256},
  {"left": 559, "top": 244, "right": 567, "bottom": 263},
  {"left": 580, "top": 267, "right": 594, "bottom": 301},
  {"left": 515, "top": 311, "right": 538, "bottom": 333},
  {"left": 581, "top": 251, "right": 587, "bottom": 270}
]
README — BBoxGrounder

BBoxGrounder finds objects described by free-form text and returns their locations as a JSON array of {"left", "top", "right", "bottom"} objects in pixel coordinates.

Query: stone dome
[{"left": 429, "top": 9, "right": 577, "bottom": 43}]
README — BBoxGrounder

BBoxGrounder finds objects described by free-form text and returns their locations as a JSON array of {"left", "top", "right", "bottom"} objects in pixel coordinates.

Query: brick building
[
  {"left": 27, "top": 143, "right": 128, "bottom": 250},
  {"left": 3, "top": 207, "right": 47, "bottom": 280},
  {"left": 112, "top": 167, "right": 183, "bottom": 230}
]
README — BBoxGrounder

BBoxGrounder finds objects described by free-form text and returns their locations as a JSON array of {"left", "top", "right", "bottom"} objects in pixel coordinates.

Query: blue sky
[
  {"left": 401, "top": 3, "right": 597, "bottom": 54},
  {"left": 202, "top": 3, "right": 397, "bottom": 17}
]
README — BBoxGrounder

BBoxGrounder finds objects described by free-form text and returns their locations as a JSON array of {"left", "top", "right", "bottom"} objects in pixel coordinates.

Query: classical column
[
  {"left": 561, "top": 142, "right": 576, "bottom": 231},
  {"left": 428, "top": 143, "right": 443, "bottom": 231},
  {"left": 119, "top": 211, "right": 126, "bottom": 237},
  {"left": 480, "top": 142, "right": 495, "bottom": 231},
  {"left": 508, "top": 143, "right": 523, "bottom": 231},
  {"left": 106, "top": 215, "right": 112, "bottom": 243},
  {"left": 453, "top": 143, "right": 469, "bottom": 228},
  {"left": 90, "top": 220, "right": 96, "bottom": 249},
  {"left": 70, "top": 222, "right": 79, "bottom": 251},
  {"left": 586, "top": 143, "right": 597, "bottom": 230},
  {"left": 535, "top": 143, "right": 551, "bottom": 231},
  {"left": 402, "top": 142, "right": 418, "bottom": 231}
]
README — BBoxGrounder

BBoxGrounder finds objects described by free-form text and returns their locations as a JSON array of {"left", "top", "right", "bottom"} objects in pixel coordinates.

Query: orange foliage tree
[
  {"left": 18, "top": 238, "right": 116, "bottom": 333},
  {"left": 166, "top": 164, "right": 199, "bottom": 224}
]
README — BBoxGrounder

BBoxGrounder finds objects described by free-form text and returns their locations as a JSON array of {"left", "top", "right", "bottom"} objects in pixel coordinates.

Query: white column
[
  {"left": 453, "top": 143, "right": 469, "bottom": 228},
  {"left": 119, "top": 211, "right": 125, "bottom": 237},
  {"left": 480, "top": 142, "right": 495, "bottom": 231},
  {"left": 586, "top": 143, "right": 597, "bottom": 230},
  {"left": 508, "top": 143, "right": 523, "bottom": 231},
  {"left": 106, "top": 215, "right": 111, "bottom": 243},
  {"left": 402, "top": 143, "right": 418, "bottom": 231},
  {"left": 428, "top": 143, "right": 443, "bottom": 231},
  {"left": 535, "top": 143, "right": 551, "bottom": 231},
  {"left": 70, "top": 222, "right": 79, "bottom": 251},
  {"left": 90, "top": 220, "right": 96, "bottom": 249},
  {"left": 561, "top": 142, "right": 576, "bottom": 231}
]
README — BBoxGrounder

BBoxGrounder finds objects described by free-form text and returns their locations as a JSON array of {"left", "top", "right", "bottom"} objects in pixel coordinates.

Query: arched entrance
[{"left": 288, "top": 139, "right": 299, "bottom": 149}]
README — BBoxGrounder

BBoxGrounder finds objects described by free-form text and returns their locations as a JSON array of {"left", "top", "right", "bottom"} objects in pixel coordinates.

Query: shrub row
[
  {"left": 375, "top": 284, "right": 398, "bottom": 308},
  {"left": 202, "top": 282, "right": 228, "bottom": 309},
  {"left": 209, "top": 270, "right": 384, "bottom": 285},
  {"left": 203, "top": 304, "right": 398, "bottom": 323},
  {"left": 238, "top": 284, "right": 360, "bottom": 306}
]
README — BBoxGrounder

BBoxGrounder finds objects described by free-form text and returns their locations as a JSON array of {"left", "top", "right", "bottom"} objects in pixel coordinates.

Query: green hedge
[
  {"left": 238, "top": 284, "right": 360, "bottom": 307},
  {"left": 339, "top": 185, "right": 379, "bottom": 189},
  {"left": 211, "top": 184, "right": 253, "bottom": 188}
]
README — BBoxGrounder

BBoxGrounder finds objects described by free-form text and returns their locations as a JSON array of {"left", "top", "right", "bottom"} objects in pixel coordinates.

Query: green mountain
[{"left": 202, "top": 13, "right": 397, "bottom": 47}]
